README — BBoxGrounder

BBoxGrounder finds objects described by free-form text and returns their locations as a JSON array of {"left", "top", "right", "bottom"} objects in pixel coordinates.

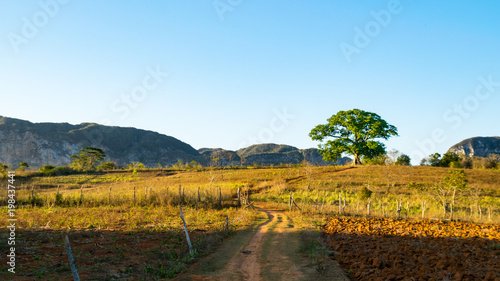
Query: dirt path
[{"left": 175, "top": 208, "right": 348, "bottom": 281}]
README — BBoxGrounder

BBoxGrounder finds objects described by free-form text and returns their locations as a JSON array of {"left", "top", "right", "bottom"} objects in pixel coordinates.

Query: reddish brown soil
[
  {"left": 324, "top": 217, "right": 500, "bottom": 281},
  {"left": 0, "top": 228, "right": 226, "bottom": 280}
]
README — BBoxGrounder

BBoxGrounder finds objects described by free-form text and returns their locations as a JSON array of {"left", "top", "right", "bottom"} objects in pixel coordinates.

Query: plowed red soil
[{"left": 324, "top": 217, "right": 500, "bottom": 281}]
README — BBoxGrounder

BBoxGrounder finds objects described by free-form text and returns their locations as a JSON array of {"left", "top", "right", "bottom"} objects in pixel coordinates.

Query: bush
[
  {"left": 40, "top": 165, "right": 75, "bottom": 176},
  {"left": 363, "top": 154, "right": 387, "bottom": 165},
  {"left": 358, "top": 187, "right": 373, "bottom": 201},
  {"left": 97, "top": 161, "right": 117, "bottom": 171},
  {"left": 396, "top": 154, "right": 411, "bottom": 166}
]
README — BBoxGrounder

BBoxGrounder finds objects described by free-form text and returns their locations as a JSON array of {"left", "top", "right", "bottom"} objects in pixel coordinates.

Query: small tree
[
  {"left": 396, "top": 154, "right": 411, "bottom": 166},
  {"left": 70, "top": 147, "right": 106, "bottom": 170},
  {"left": 431, "top": 170, "right": 469, "bottom": 218},
  {"left": 309, "top": 109, "right": 398, "bottom": 165},
  {"left": 127, "top": 161, "right": 145, "bottom": 169},
  {"left": 97, "top": 161, "right": 117, "bottom": 171},
  {"left": 358, "top": 186, "right": 373, "bottom": 201},
  {"left": 441, "top": 152, "right": 461, "bottom": 168},
  {"left": 18, "top": 162, "right": 29, "bottom": 171}
]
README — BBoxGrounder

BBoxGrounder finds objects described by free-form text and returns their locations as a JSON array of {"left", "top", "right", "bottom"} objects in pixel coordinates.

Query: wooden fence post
[
  {"left": 422, "top": 201, "right": 426, "bottom": 219},
  {"left": 237, "top": 187, "right": 241, "bottom": 207},
  {"left": 133, "top": 186, "right": 136, "bottom": 205},
  {"left": 367, "top": 198, "right": 371, "bottom": 216},
  {"left": 108, "top": 186, "right": 112, "bottom": 205},
  {"left": 64, "top": 235, "right": 80, "bottom": 281},
  {"left": 339, "top": 193, "right": 342, "bottom": 214},
  {"left": 180, "top": 207, "right": 194, "bottom": 258},
  {"left": 79, "top": 186, "right": 83, "bottom": 205},
  {"left": 198, "top": 187, "right": 201, "bottom": 203},
  {"left": 396, "top": 199, "right": 402, "bottom": 219},
  {"left": 219, "top": 187, "right": 222, "bottom": 207}
]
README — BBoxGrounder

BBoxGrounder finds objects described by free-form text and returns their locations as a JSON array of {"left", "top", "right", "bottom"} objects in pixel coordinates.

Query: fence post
[
  {"left": 180, "top": 207, "right": 194, "bottom": 258},
  {"left": 396, "top": 199, "right": 402, "bottom": 219},
  {"left": 198, "top": 187, "right": 201, "bottom": 203},
  {"left": 145, "top": 186, "right": 148, "bottom": 202},
  {"left": 133, "top": 186, "right": 136, "bottom": 206},
  {"left": 64, "top": 235, "right": 80, "bottom": 281},
  {"left": 422, "top": 201, "right": 426, "bottom": 219},
  {"left": 219, "top": 188, "right": 222, "bottom": 207},
  {"left": 339, "top": 193, "right": 342, "bottom": 214},
  {"left": 367, "top": 198, "right": 371, "bottom": 216},
  {"left": 108, "top": 186, "right": 112, "bottom": 205},
  {"left": 237, "top": 187, "right": 241, "bottom": 207},
  {"left": 488, "top": 206, "right": 492, "bottom": 221},
  {"left": 79, "top": 186, "right": 83, "bottom": 205},
  {"left": 226, "top": 215, "right": 229, "bottom": 231}
]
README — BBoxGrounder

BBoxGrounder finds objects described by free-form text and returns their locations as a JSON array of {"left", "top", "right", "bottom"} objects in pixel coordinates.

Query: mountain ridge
[
  {"left": 0, "top": 116, "right": 349, "bottom": 168},
  {"left": 448, "top": 136, "right": 500, "bottom": 157}
]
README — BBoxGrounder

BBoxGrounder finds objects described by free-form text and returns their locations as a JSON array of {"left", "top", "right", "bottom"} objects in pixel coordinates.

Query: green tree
[
  {"left": 97, "top": 161, "right": 117, "bottom": 171},
  {"left": 70, "top": 147, "right": 106, "bottom": 170},
  {"left": 127, "top": 161, "right": 145, "bottom": 169},
  {"left": 363, "top": 154, "right": 388, "bottom": 165},
  {"left": 432, "top": 170, "right": 469, "bottom": 218},
  {"left": 396, "top": 154, "right": 411, "bottom": 166},
  {"left": 427, "top": 153, "right": 442, "bottom": 167},
  {"left": 18, "top": 162, "right": 29, "bottom": 171},
  {"left": 309, "top": 109, "right": 398, "bottom": 165},
  {"left": 440, "top": 152, "right": 461, "bottom": 167}
]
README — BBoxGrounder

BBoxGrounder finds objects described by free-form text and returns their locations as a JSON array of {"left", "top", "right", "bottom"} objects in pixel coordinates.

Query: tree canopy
[
  {"left": 70, "top": 147, "right": 106, "bottom": 170},
  {"left": 309, "top": 109, "right": 398, "bottom": 165}
]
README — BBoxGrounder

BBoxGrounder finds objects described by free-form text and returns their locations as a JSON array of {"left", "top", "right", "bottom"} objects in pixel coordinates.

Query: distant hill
[
  {"left": 0, "top": 116, "right": 351, "bottom": 169},
  {"left": 0, "top": 116, "right": 202, "bottom": 168},
  {"left": 448, "top": 136, "right": 500, "bottom": 157},
  {"left": 200, "top": 144, "right": 351, "bottom": 166}
]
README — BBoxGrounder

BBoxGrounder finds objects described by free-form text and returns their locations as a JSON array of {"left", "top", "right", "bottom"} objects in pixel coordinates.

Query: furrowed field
[{"left": 1, "top": 165, "right": 499, "bottom": 280}]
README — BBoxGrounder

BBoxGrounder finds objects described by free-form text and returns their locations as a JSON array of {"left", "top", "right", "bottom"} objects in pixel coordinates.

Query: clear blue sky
[{"left": 1, "top": 1, "right": 499, "bottom": 164}]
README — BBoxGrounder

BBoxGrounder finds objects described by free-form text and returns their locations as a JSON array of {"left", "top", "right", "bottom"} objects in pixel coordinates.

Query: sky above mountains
[{"left": 1, "top": 1, "right": 499, "bottom": 164}]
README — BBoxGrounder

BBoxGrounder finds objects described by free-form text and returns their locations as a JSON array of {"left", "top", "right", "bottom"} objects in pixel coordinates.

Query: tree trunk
[{"left": 353, "top": 154, "right": 362, "bottom": 165}]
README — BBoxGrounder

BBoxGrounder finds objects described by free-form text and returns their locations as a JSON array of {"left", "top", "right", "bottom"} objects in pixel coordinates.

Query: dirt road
[{"left": 175, "top": 208, "right": 348, "bottom": 281}]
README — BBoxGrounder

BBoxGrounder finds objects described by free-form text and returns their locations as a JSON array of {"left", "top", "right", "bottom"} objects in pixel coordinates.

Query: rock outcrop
[
  {"left": 0, "top": 116, "right": 201, "bottom": 168},
  {"left": 448, "top": 136, "right": 500, "bottom": 157}
]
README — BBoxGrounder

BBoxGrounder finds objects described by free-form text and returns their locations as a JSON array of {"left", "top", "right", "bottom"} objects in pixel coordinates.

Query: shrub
[
  {"left": 396, "top": 154, "right": 411, "bottom": 166},
  {"left": 358, "top": 187, "right": 373, "bottom": 201}
]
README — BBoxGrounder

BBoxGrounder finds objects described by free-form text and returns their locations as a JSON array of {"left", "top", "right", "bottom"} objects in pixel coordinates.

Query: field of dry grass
[{"left": 1, "top": 165, "right": 499, "bottom": 279}]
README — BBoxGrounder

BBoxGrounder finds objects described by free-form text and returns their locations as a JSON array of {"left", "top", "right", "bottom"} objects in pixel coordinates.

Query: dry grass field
[{"left": 1, "top": 165, "right": 499, "bottom": 279}]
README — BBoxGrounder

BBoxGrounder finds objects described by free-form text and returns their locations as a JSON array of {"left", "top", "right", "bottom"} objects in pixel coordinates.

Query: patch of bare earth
[{"left": 177, "top": 208, "right": 348, "bottom": 281}]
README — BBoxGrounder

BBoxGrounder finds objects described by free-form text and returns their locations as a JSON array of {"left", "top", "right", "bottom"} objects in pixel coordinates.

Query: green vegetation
[
  {"left": 70, "top": 147, "right": 106, "bottom": 170},
  {"left": 309, "top": 109, "right": 398, "bottom": 165}
]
